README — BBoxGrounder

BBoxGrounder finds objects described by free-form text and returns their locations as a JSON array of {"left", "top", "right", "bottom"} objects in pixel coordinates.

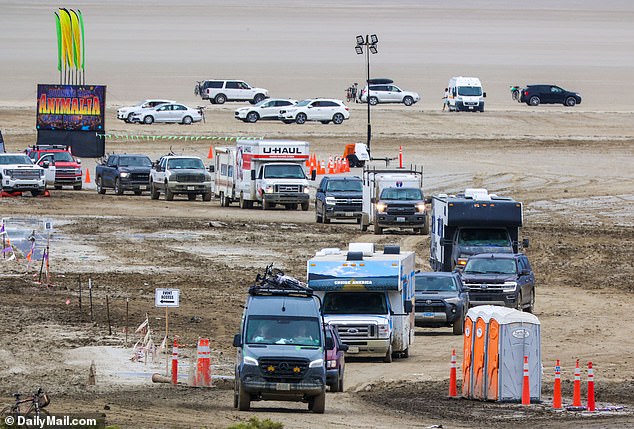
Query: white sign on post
[{"left": 155, "top": 288, "right": 180, "bottom": 308}]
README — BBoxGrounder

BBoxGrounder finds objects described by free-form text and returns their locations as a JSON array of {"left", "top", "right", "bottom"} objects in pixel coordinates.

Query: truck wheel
[
  {"left": 383, "top": 345, "right": 393, "bottom": 363},
  {"left": 151, "top": 182, "right": 160, "bottom": 200},
  {"left": 114, "top": 178, "right": 124, "bottom": 195},
  {"left": 237, "top": 382, "right": 250, "bottom": 411},
  {"left": 224, "top": 195, "right": 231, "bottom": 206},
  {"left": 253, "top": 93, "right": 266, "bottom": 104},
  {"left": 188, "top": 194, "right": 197, "bottom": 201},
  {"left": 347, "top": 154, "right": 359, "bottom": 168},
  {"left": 526, "top": 289, "right": 535, "bottom": 313},
  {"left": 401, "top": 347, "right": 409, "bottom": 358},
  {"left": 403, "top": 96, "right": 414, "bottom": 106},
  {"left": 126, "top": 113, "right": 134, "bottom": 123},
  {"left": 315, "top": 204, "right": 323, "bottom": 223},
  {"left": 322, "top": 206, "right": 330, "bottom": 224},
  {"left": 301, "top": 201, "right": 309, "bottom": 211},
  {"left": 165, "top": 187, "right": 174, "bottom": 201},
  {"left": 214, "top": 94, "right": 226, "bottom": 104},
  {"left": 330, "top": 373, "right": 340, "bottom": 393},
  {"left": 262, "top": 196, "right": 271, "bottom": 210},
  {"left": 203, "top": 191, "right": 212, "bottom": 202},
  {"left": 565, "top": 97, "right": 577, "bottom": 107},
  {"left": 182, "top": 116, "right": 193, "bottom": 125},
  {"left": 422, "top": 214, "right": 430, "bottom": 235},
  {"left": 453, "top": 318, "right": 464, "bottom": 335},
  {"left": 332, "top": 113, "right": 345, "bottom": 124},
  {"left": 338, "top": 370, "right": 344, "bottom": 392},
  {"left": 73, "top": 183, "right": 82, "bottom": 190},
  {"left": 374, "top": 225, "right": 383, "bottom": 235},
  {"left": 233, "top": 377, "right": 239, "bottom": 409},
  {"left": 309, "top": 392, "right": 325, "bottom": 414},
  {"left": 516, "top": 292, "right": 523, "bottom": 311},
  {"left": 96, "top": 177, "right": 106, "bottom": 195}
]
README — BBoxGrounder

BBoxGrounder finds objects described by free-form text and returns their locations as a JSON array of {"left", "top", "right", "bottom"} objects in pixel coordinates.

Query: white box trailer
[
  {"left": 307, "top": 243, "right": 416, "bottom": 362},
  {"left": 212, "top": 139, "right": 314, "bottom": 210}
]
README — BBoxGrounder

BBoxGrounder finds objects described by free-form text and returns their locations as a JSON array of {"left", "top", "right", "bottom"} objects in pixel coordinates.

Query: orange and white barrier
[
  {"left": 553, "top": 359, "right": 562, "bottom": 409},
  {"left": 587, "top": 361, "right": 595, "bottom": 412},
  {"left": 572, "top": 359, "right": 581, "bottom": 407},
  {"left": 398, "top": 146, "right": 403, "bottom": 168},
  {"left": 171, "top": 339, "right": 179, "bottom": 385},
  {"left": 521, "top": 355, "right": 530, "bottom": 405},
  {"left": 449, "top": 348, "right": 458, "bottom": 398}
]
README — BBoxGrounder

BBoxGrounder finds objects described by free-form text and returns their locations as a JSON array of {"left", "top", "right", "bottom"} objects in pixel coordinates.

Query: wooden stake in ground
[
  {"left": 78, "top": 274, "right": 83, "bottom": 322},
  {"left": 125, "top": 297, "right": 129, "bottom": 346},
  {"left": 89, "top": 277, "right": 94, "bottom": 322}
]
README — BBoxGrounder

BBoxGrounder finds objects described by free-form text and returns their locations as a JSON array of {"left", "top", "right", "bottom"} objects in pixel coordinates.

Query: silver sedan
[{"left": 132, "top": 103, "right": 203, "bottom": 125}]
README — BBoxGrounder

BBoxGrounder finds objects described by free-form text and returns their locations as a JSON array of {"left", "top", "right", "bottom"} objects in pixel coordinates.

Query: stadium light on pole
[{"left": 355, "top": 34, "right": 378, "bottom": 156}]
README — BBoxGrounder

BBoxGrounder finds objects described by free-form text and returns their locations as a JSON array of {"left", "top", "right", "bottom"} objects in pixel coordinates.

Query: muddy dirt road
[{"left": 1, "top": 107, "right": 634, "bottom": 428}]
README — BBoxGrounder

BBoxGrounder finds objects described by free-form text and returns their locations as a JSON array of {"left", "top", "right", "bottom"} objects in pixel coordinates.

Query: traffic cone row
[
  {"left": 305, "top": 153, "right": 350, "bottom": 176},
  {"left": 194, "top": 338, "right": 212, "bottom": 387},
  {"left": 552, "top": 359, "right": 596, "bottom": 412}
]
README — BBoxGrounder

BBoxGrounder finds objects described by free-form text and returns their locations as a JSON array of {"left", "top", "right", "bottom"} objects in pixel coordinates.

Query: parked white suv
[
  {"left": 279, "top": 99, "right": 350, "bottom": 125},
  {"left": 117, "top": 99, "right": 175, "bottom": 123},
  {"left": 360, "top": 83, "right": 420, "bottom": 106},
  {"left": 194, "top": 80, "right": 269, "bottom": 105},
  {"left": 235, "top": 98, "right": 297, "bottom": 123},
  {"left": 0, "top": 153, "right": 47, "bottom": 196}
]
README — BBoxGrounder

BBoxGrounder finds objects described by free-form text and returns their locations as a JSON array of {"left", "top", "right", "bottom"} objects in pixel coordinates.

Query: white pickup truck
[
  {"left": 0, "top": 153, "right": 47, "bottom": 196},
  {"left": 150, "top": 155, "right": 212, "bottom": 201}
]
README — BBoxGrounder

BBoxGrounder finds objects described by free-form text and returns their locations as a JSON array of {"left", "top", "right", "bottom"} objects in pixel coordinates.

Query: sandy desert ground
[{"left": 1, "top": 1, "right": 634, "bottom": 429}]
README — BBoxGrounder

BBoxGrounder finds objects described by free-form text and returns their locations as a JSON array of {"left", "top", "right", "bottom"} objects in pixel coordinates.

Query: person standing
[{"left": 442, "top": 88, "right": 449, "bottom": 111}]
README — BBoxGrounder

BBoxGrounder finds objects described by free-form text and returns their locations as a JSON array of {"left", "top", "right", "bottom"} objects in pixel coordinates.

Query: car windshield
[
  {"left": 415, "top": 276, "right": 457, "bottom": 292},
  {"left": 458, "top": 86, "right": 482, "bottom": 96},
  {"left": 41, "top": 151, "right": 74, "bottom": 162},
  {"left": 296, "top": 100, "right": 312, "bottom": 107},
  {"left": 464, "top": 258, "right": 517, "bottom": 275},
  {"left": 120, "top": 156, "right": 152, "bottom": 167},
  {"left": 458, "top": 229, "right": 511, "bottom": 247},
  {"left": 327, "top": 180, "right": 362, "bottom": 192},
  {"left": 323, "top": 292, "right": 388, "bottom": 315},
  {"left": 0, "top": 155, "right": 32, "bottom": 165},
  {"left": 245, "top": 316, "right": 321, "bottom": 347},
  {"left": 167, "top": 158, "right": 204, "bottom": 170},
  {"left": 263, "top": 164, "right": 305, "bottom": 179},
  {"left": 380, "top": 187, "right": 422, "bottom": 200}
]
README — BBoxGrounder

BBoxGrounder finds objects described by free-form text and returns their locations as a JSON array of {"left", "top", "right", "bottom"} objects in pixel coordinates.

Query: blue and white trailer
[{"left": 307, "top": 243, "right": 416, "bottom": 363}]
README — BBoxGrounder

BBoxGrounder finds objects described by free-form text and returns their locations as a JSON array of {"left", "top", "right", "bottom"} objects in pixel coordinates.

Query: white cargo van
[{"left": 447, "top": 76, "right": 486, "bottom": 112}]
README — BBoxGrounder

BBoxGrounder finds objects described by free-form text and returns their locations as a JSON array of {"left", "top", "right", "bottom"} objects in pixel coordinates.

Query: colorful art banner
[{"left": 36, "top": 84, "right": 106, "bottom": 131}]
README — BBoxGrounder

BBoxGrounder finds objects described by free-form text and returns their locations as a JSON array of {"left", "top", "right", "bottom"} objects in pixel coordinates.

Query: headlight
[
  {"left": 243, "top": 356, "right": 258, "bottom": 366},
  {"left": 416, "top": 203, "right": 426, "bottom": 213},
  {"left": 309, "top": 358, "right": 324, "bottom": 368},
  {"left": 120, "top": 172, "right": 130, "bottom": 178},
  {"left": 265, "top": 186, "right": 274, "bottom": 193},
  {"left": 445, "top": 297, "right": 462, "bottom": 305},
  {"left": 205, "top": 173, "right": 212, "bottom": 181},
  {"left": 377, "top": 323, "right": 390, "bottom": 338},
  {"left": 303, "top": 187, "right": 310, "bottom": 194},
  {"left": 3, "top": 169, "right": 10, "bottom": 175},
  {"left": 503, "top": 282, "right": 518, "bottom": 293},
  {"left": 327, "top": 360, "right": 337, "bottom": 369},
  {"left": 376, "top": 202, "right": 387, "bottom": 213},
  {"left": 325, "top": 196, "right": 336, "bottom": 205}
]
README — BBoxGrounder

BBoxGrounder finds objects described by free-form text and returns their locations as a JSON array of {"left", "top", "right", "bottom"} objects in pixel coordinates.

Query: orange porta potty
[
  {"left": 462, "top": 312, "right": 475, "bottom": 398},
  {"left": 486, "top": 318, "right": 500, "bottom": 401}
]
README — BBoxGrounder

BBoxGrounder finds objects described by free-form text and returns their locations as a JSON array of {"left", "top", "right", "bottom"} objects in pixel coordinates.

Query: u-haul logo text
[{"left": 263, "top": 147, "right": 303, "bottom": 154}]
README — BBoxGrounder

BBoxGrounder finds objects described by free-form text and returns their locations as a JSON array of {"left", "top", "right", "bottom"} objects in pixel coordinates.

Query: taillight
[
  {"left": 345, "top": 107, "right": 349, "bottom": 111},
  {"left": 524, "top": 91, "right": 528, "bottom": 96}
]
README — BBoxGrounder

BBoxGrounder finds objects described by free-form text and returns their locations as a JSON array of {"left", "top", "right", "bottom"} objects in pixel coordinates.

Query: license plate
[
  {"left": 396, "top": 217, "right": 406, "bottom": 222},
  {"left": 187, "top": 186, "right": 195, "bottom": 191},
  {"left": 140, "top": 185, "right": 147, "bottom": 190},
  {"left": 423, "top": 312, "right": 434, "bottom": 318},
  {"left": 276, "top": 383, "right": 290, "bottom": 391},
  {"left": 345, "top": 212, "right": 353, "bottom": 217},
  {"left": 347, "top": 346, "right": 359, "bottom": 354}
]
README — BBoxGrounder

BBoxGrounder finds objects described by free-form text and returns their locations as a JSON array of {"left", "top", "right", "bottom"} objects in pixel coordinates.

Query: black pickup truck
[{"left": 95, "top": 154, "right": 152, "bottom": 195}]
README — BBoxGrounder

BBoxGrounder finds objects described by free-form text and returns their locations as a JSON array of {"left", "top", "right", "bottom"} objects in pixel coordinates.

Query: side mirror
[
  {"left": 340, "top": 344, "right": 349, "bottom": 352},
  {"left": 208, "top": 165, "right": 215, "bottom": 173},
  {"left": 76, "top": 158, "right": 82, "bottom": 164},
  {"left": 483, "top": 92, "right": 487, "bottom": 98},
  {"left": 325, "top": 337, "right": 334, "bottom": 350},
  {"left": 404, "top": 300, "right": 413, "bottom": 314},
  {"left": 41, "top": 161, "right": 49, "bottom": 168},
  {"left": 310, "top": 170, "right": 317, "bottom": 181},
  {"left": 370, "top": 197, "right": 376, "bottom": 204},
  {"left": 233, "top": 334, "right": 242, "bottom": 348},
  {"left": 520, "top": 270, "right": 530, "bottom": 276},
  {"left": 522, "top": 238, "right": 530, "bottom": 248},
  {"left": 250, "top": 170, "right": 256, "bottom": 181}
]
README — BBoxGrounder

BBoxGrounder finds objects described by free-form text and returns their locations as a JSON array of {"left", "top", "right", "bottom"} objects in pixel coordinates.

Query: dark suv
[
  {"left": 415, "top": 272, "right": 469, "bottom": 335},
  {"left": 460, "top": 253, "right": 535, "bottom": 312},
  {"left": 315, "top": 176, "right": 363, "bottom": 224},
  {"left": 520, "top": 85, "right": 582, "bottom": 107}
]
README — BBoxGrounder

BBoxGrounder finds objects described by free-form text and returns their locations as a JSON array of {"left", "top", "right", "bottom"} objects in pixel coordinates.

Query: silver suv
[
  {"left": 194, "top": 80, "right": 269, "bottom": 105},
  {"left": 360, "top": 83, "right": 420, "bottom": 106}
]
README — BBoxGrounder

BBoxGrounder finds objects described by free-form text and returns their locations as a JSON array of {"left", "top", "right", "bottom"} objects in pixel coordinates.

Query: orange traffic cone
[
  {"left": 587, "top": 362, "right": 595, "bottom": 412},
  {"left": 318, "top": 160, "right": 325, "bottom": 175},
  {"left": 344, "top": 157, "right": 350, "bottom": 173},
  {"left": 553, "top": 359, "right": 562, "bottom": 409},
  {"left": 84, "top": 168, "right": 91, "bottom": 184},
  {"left": 449, "top": 348, "right": 458, "bottom": 398},
  {"left": 572, "top": 359, "right": 581, "bottom": 406},
  {"left": 207, "top": 146, "right": 214, "bottom": 159},
  {"left": 521, "top": 355, "right": 531, "bottom": 405},
  {"left": 327, "top": 157, "right": 334, "bottom": 174}
]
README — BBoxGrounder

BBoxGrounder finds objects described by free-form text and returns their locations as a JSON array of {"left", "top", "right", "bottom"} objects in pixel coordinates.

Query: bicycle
[
  {"left": 0, "top": 388, "right": 50, "bottom": 426},
  {"left": 510, "top": 85, "right": 522, "bottom": 102}
]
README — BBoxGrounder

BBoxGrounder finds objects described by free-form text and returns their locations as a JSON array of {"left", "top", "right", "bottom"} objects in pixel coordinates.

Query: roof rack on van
[{"left": 249, "top": 264, "right": 314, "bottom": 297}]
